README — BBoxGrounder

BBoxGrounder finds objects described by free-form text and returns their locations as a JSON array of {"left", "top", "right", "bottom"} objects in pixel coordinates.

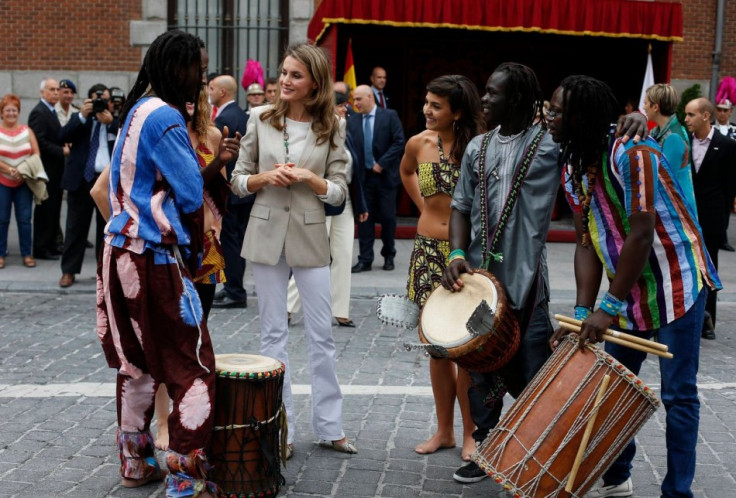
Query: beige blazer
[{"left": 232, "top": 105, "right": 348, "bottom": 267}]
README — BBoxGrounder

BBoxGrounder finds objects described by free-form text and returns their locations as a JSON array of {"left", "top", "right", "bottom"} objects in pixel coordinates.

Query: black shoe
[
  {"left": 351, "top": 262, "right": 372, "bottom": 273},
  {"left": 211, "top": 296, "right": 248, "bottom": 309},
  {"left": 85, "top": 240, "right": 93, "bottom": 248},
  {"left": 453, "top": 461, "right": 487, "bottom": 483},
  {"left": 383, "top": 257, "right": 394, "bottom": 271},
  {"left": 702, "top": 314, "right": 716, "bottom": 340},
  {"left": 34, "top": 250, "right": 60, "bottom": 260},
  {"left": 721, "top": 243, "right": 735, "bottom": 252}
]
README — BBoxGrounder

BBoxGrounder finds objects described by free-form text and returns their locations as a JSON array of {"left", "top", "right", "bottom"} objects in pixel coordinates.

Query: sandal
[
  {"left": 0, "top": 257, "right": 4, "bottom": 269},
  {"left": 23, "top": 256, "right": 36, "bottom": 268},
  {"left": 318, "top": 438, "right": 357, "bottom": 454},
  {"left": 336, "top": 318, "right": 356, "bottom": 327},
  {"left": 285, "top": 443, "right": 294, "bottom": 461}
]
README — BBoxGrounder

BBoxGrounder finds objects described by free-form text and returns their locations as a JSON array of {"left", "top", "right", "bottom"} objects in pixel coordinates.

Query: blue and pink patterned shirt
[
  {"left": 564, "top": 135, "right": 721, "bottom": 331},
  {"left": 105, "top": 97, "right": 203, "bottom": 256}
]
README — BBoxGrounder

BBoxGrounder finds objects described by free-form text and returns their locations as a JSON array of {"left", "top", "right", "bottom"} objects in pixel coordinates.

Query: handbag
[{"left": 324, "top": 198, "right": 346, "bottom": 216}]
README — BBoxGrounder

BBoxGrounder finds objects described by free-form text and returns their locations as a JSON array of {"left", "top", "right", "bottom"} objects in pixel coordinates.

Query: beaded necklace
[
  {"left": 437, "top": 134, "right": 449, "bottom": 167},
  {"left": 478, "top": 127, "right": 546, "bottom": 268},
  {"left": 282, "top": 117, "right": 290, "bottom": 163}
]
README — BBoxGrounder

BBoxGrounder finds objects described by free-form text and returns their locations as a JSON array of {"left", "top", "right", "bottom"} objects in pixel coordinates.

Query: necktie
[
  {"left": 84, "top": 121, "right": 100, "bottom": 183},
  {"left": 363, "top": 115, "right": 374, "bottom": 169},
  {"left": 378, "top": 91, "right": 385, "bottom": 108},
  {"left": 211, "top": 106, "right": 218, "bottom": 121}
]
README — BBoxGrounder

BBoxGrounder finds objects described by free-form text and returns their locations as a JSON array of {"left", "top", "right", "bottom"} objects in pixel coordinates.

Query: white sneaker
[{"left": 585, "top": 478, "right": 633, "bottom": 497}]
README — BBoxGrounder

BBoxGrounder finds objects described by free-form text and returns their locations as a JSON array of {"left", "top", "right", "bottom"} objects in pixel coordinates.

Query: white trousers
[
  {"left": 251, "top": 254, "right": 345, "bottom": 443},
  {"left": 287, "top": 194, "right": 354, "bottom": 318}
]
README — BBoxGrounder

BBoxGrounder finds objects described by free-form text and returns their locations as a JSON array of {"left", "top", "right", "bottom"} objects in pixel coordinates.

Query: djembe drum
[
  {"left": 417, "top": 269, "right": 520, "bottom": 372},
  {"left": 473, "top": 334, "right": 660, "bottom": 498},
  {"left": 209, "top": 354, "right": 286, "bottom": 497}
]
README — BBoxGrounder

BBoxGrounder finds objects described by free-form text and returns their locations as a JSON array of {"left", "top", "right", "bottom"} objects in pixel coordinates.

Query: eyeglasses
[{"left": 545, "top": 108, "right": 561, "bottom": 120}]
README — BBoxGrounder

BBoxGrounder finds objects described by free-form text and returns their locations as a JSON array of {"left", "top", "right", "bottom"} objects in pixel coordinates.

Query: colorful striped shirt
[
  {"left": 105, "top": 97, "right": 203, "bottom": 257},
  {"left": 0, "top": 125, "right": 32, "bottom": 187},
  {"left": 564, "top": 135, "right": 721, "bottom": 331}
]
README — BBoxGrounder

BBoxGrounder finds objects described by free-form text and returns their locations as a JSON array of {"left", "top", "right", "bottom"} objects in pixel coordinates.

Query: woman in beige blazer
[{"left": 230, "top": 43, "right": 354, "bottom": 458}]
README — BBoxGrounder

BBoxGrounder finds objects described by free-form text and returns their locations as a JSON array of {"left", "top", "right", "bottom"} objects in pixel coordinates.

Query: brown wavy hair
[{"left": 261, "top": 43, "right": 339, "bottom": 148}]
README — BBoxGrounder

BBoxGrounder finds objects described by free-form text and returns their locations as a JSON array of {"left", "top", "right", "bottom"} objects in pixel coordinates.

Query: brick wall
[
  {"left": 0, "top": 1, "right": 142, "bottom": 71},
  {"left": 670, "top": 0, "right": 736, "bottom": 82}
]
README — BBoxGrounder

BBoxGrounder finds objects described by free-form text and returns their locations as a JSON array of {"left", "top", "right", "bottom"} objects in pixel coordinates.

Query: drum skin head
[
  {"left": 421, "top": 272, "right": 499, "bottom": 347},
  {"left": 215, "top": 354, "right": 282, "bottom": 374}
]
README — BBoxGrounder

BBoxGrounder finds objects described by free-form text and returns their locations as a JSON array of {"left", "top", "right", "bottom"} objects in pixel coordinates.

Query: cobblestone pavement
[{"left": 1, "top": 228, "right": 736, "bottom": 497}]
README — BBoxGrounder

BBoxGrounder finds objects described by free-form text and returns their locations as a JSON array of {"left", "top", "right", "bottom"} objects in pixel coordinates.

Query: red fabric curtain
[{"left": 308, "top": 0, "right": 683, "bottom": 44}]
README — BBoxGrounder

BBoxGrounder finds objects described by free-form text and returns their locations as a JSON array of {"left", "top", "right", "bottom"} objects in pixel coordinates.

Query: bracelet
[
  {"left": 574, "top": 305, "right": 593, "bottom": 321},
  {"left": 599, "top": 292, "right": 623, "bottom": 316},
  {"left": 448, "top": 249, "right": 466, "bottom": 262}
]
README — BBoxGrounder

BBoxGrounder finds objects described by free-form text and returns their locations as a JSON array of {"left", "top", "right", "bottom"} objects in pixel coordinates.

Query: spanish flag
[{"left": 343, "top": 39, "right": 357, "bottom": 104}]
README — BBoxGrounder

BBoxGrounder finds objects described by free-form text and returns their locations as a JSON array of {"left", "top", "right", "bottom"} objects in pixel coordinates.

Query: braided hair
[
  {"left": 494, "top": 62, "right": 545, "bottom": 131},
  {"left": 558, "top": 75, "right": 619, "bottom": 176},
  {"left": 426, "top": 75, "right": 485, "bottom": 163},
  {"left": 557, "top": 75, "right": 619, "bottom": 246},
  {"left": 120, "top": 30, "right": 204, "bottom": 126}
]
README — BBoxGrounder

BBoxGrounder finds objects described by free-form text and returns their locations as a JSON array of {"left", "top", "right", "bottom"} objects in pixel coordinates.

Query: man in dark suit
[
  {"left": 685, "top": 97, "right": 736, "bottom": 339},
  {"left": 28, "top": 78, "right": 69, "bottom": 260},
  {"left": 349, "top": 85, "right": 405, "bottom": 272},
  {"left": 58, "top": 84, "right": 118, "bottom": 288},
  {"left": 370, "top": 67, "right": 390, "bottom": 109},
  {"left": 209, "top": 75, "right": 250, "bottom": 308}
]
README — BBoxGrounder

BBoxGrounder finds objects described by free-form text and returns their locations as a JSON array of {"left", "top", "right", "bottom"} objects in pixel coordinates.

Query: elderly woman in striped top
[{"left": 0, "top": 93, "right": 40, "bottom": 269}]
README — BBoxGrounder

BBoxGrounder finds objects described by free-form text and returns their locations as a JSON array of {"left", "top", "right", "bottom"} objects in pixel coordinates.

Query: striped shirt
[
  {"left": 105, "top": 97, "right": 203, "bottom": 256},
  {"left": 0, "top": 125, "right": 32, "bottom": 187},
  {"left": 564, "top": 135, "right": 721, "bottom": 331}
]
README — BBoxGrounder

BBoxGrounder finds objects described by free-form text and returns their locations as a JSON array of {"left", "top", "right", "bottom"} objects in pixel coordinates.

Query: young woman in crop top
[{"left": 399, "top": 75, "right": 485, "bottom": 460}]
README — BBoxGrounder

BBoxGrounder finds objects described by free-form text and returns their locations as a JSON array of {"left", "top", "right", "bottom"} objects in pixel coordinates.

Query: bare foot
[
  {"left": 414, "top": 432, "right": 456, "bottom": 455},
  {"left": 121, "top": 468, "right": 167, "bottom": 488},
  {"left": 155, "top": 426, "right": 169, "bottom": 451},
  {"left": 461, "top": 435, "right": 476, "bottom": 461}
]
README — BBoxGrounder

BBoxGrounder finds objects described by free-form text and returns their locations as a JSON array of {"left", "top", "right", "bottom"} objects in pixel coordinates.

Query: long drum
[
  {"left": 473, "top": 334, "right": 660, "bottom": 497},
  {"left": 209, "top": 354, "right": 285, "bottom": 497},
  {"left": 418, "top": 269, "right": 520, "bottom": 372}
]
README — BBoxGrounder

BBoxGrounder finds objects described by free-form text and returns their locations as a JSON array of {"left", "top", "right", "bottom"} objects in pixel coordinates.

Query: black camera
[
  {"left": 109, "top": 87, "right": 126, "bottom": 118},
  {"left": 92, "top": 90, "right": 108, "bottom": 114}
]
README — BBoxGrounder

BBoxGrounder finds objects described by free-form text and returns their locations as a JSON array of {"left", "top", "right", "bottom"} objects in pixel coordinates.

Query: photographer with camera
[
  {"left": 57, "top": 83, "right": 118, "bottom": 288},
  {"left": 108, "top": 87, "right": 126, "bottom": 120}
]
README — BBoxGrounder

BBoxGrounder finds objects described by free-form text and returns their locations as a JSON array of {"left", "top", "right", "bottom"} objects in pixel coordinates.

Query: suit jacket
[
  {"left": 28, "top": 101, "right": 65, "bottom": 177},
  {"left": 372, "top": 88, "right": 390, "bottom": 109},
  {"left": 59, "top": 113, "right": 118, "bottom": 192},
  {"left": 214, "top": 101, "right": 250, "bottom": 205},
  {"left": 231, "top": 105, "right": 348, "bottom": 267},
  {"left": 345, "top": 133, "right": 368, "bottom": 215},
  {"left": 347, "top": 106, "right": 405, "bottom": 189},
  {"left": 692, "top": 129, "right": 736, "bottom": 236}
]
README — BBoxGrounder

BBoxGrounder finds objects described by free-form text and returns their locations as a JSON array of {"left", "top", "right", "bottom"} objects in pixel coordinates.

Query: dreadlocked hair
[
  {"left": 558, "top": 75, "right": 619, "bottom": 247},
  {"left": 120, "top": 30, "right": 204, "bottom": 126},
  {"left": 558, "top": 75, "right": 619, "bottom": 178},
  {"left": 494, "top": 62, "right": 545, "bottom": 131},
  {"left": 426, "top": 75, "right": 485, "bottom": 163}
]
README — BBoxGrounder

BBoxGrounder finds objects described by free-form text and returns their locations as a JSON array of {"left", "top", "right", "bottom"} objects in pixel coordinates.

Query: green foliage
[{"left": 677, "top": 84, "right": 702, "bottom": 125}]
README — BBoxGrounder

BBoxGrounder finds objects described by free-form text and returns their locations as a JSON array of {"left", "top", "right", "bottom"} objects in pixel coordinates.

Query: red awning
[{"left": 308, "top": 0, "right": 683, "bottom": 44}]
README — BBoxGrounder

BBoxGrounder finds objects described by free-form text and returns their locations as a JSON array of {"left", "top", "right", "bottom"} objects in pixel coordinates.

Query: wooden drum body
[
  {"left": 210, "top": 354, "right": 285, "bottom": 498},
  {"left": 473, "top": 334, "right": 660, "bottom": 498},
  {"left": 418, "top": 269, "right": 520, "bottom": 372}
]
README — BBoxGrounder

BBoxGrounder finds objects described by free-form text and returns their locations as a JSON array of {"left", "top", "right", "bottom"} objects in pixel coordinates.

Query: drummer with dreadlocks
[
  {"left": 548, "top": 75, "right": 720, "bottom": 498},
  {"left": 440, "top": 64, "right": 650, "bottom": 485}
]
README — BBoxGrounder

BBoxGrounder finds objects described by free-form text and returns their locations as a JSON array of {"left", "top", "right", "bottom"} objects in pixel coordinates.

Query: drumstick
[
  {"left": 565, "top": 374, "right": 611, "bottom": 493},
  {"left": 555, "top": 314, "right": 668, "bottom": 352},
  {"left": 558, "top": 322, "right": 674, "bottom": 359}
]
